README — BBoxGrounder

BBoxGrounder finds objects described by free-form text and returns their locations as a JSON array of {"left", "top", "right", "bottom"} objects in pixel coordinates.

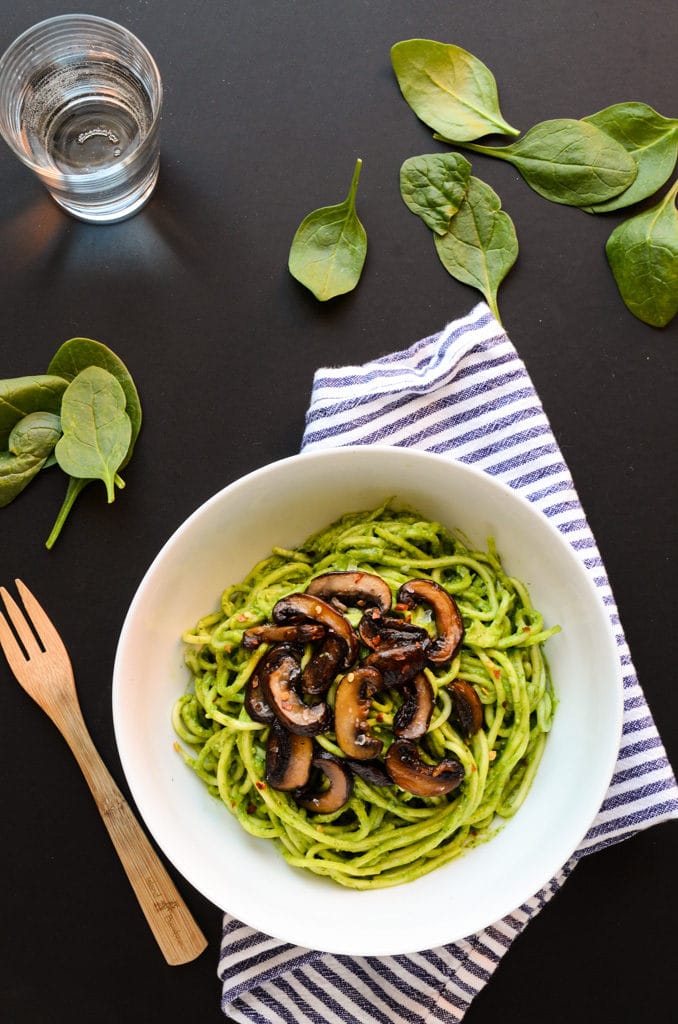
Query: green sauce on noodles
[{"left": 173, "top": 504, "right": 559, "bottom": 889}]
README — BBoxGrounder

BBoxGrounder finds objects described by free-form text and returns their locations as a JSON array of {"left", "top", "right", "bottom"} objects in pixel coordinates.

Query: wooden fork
[{"left": 0, "top": 579, "right": 208, "bottom": 966}]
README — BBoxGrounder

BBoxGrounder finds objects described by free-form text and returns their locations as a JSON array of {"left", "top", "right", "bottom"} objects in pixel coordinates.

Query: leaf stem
[
  {"left": 45, "top": 477, "right": 90, "bottom": 549},
  {"left": 487, "top": 294, "right": 502, "bottom": 323},
  {"left": 663, "top": 178, "right": 678, "bottom": 203},
  {"left": 347, "top": 158, "right": 363, "bottom": 207}
]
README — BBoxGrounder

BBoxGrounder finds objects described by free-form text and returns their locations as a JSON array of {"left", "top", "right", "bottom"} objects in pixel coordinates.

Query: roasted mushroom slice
[
  {"left": 397, "top": 579, "right": 464, "bottom": 663},
  {"left": 262, "top": 644, "right": 331, "bottom": 736},
  {"left": 334, "top": 666, "right": 384, "bottom": 760},
  {"left": 272, "top": 592, "right": 359, "bottom": 667},
  {"left": 265, "top": 719, "right": 313, "bottom": 791},
  {"left": 346, "top": 758, "right": 393, "bottom": 787},
  {"left": 302, "top": 634, "right": 347, "bottom": 696},
  {"left": 244, "top": 657, "right": 275, "bottom": 724},
  {"left": 449, "top": 679, "right": 484, "bottom": 737},
  {"left": 295, "top": 749, "right": 353, "bottom": 813},
  {"left": 305, "top": 571, "right": 392, "bottom": 614},
  {"left": 358, "top": 607, "right": 429, "bottom": 651},
  {"left": 385, "top": 739, "right": 465, "bottom": 797},
  {"left": 242, "top": 622, "right": 325, "bottom": 649},
  {"left": 364, "top": 642, "right": 428, "bottom": 688},
  {"left": 393, "top": 672, "right": 435, "bottom": 740}
]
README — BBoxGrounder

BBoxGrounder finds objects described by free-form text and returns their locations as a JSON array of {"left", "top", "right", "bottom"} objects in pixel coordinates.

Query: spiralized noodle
[{"left": 173, "top": 504, "right": 559, "bottom": 889}]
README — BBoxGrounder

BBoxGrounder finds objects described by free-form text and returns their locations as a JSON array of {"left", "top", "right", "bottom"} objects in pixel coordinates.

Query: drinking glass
[{"left": 0, "top": 15, "right": 163, "bottom": 223}]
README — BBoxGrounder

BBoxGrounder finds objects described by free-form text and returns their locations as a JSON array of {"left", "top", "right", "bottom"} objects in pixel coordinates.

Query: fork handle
[{"left": 55, "top": 702, "right": 208, "bottom": 965}]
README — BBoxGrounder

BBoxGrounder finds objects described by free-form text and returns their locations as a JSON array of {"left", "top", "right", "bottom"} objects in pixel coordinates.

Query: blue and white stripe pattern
[{"left": 219, "top": 303, "right": 678, "bottom": 1022}]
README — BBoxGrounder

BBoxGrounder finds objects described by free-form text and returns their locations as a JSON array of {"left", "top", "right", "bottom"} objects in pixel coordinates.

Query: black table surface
[{"left": 1, "top": 2, "right": 676, "bottom": 1022}]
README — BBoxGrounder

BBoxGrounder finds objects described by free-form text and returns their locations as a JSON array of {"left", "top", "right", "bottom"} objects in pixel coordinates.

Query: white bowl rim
[{"left": 112, "top": 445, "right": 624, "bottom": 954}]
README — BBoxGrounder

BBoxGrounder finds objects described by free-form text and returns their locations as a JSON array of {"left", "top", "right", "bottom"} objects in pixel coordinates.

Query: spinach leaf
[
  {"left": 0, "top": 412, "right": 61, "bottom": 508},
  {"left": 0, "top": 375, "right": 67, "bottom": 448},
  {"left": 288, "top": 158, "right": 367, "bottom": 301},
  {"left": 45, "top": 337, "right": 142, "bottom": 549},
  {"left": 455, "top": 118, "right": 637, "bottom": 207},
  {"left": 433, "top": 175, "right": 518, "bottom": 322},
  {"left": 47, "top": 337, "right": 142, "bottom": 461},
  {"left": 606, "top": 179, "right": 678, "bottom": 327},
  {"left": 582, "top": 103, "right": 678, "bottom": 213},
  {"left": 391, "top": 39, "right": 519, "bottom": 142},
  {"left": 400, "top": 153, "right": 471, "bottom": 235},
  {"left": 54, "top": 366, "right": 132, "bottom": 503}
]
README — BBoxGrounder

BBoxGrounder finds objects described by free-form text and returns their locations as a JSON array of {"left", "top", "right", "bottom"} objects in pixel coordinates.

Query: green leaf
[
  {"left": 54, "top": 366, "right": 132, "bottom": 502},
  {"left": 457, "top": 118, "right": 638, "bottom": 207},
  {"left": 47, "top": 337, "right": 141, "bottom": 462},
  {"left": 288, "top": 158, "right": 367, "bottom": 301},
  {"left": 0, "top": 412, "right": 61, "bottom": 507},
  {"left": 0, "top": 375, "right": 67, "bottom": 448},
  {"left": 581, "top": 103, "right": 678, "bottom": 213},
  {"left": 45, "top": 337, "right": 142, "bottom": 549},
  {"left": 400, "top": 152, "right": 472, "bottom": 235},
  {"left": 433, "top": 175, "right": 518, "bottom": 322},
  {"left": 391, "top": 39, "right": 519, "bottom": 142},
  {"left": 606, "top": 180, "right": 678, "bottom": 327}
]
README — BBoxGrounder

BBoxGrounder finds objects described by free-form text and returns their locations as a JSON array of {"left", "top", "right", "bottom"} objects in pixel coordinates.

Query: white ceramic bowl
[{"left": 112, "top": 446, "right": 623, "bottom": 955}]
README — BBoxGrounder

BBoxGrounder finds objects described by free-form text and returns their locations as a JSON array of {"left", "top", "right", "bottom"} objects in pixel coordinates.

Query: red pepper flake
[
  {"left": 376, "top": 713, "right": 384, "bottom": 723},
  {"left": 471, "top": 763, "right": 477, "bottom": 772},
  {"left": 237, "top": 613, "right": 250, "bottom": 622},
  {"left": 231, "top": 801, "right": 236, "bottom": 808},
  {"left": 223, "top": 644, "right": 232, "bottom": 652},
  {"left": 247, "top": 803, "right": 256, "bottom": 815},
  {"left": 394, "top": 602, "right": 408, "bottom": 612},
  {"left": 522, "top": 626, "right": 531, "bottom": 633},
  {"left": 255, "top": 780, "right": 267, "bottom": 790},
  {"left": 493, "top": 668, "right": 501, "bottom": 680}
]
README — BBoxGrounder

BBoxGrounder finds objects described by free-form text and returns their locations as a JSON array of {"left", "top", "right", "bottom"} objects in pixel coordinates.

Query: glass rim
[
  {"left": 0, "top": 13, "right": 163, "bottom": 181},
  {"left": 0, "top": 12, "right": 162, "bottom": 69}
]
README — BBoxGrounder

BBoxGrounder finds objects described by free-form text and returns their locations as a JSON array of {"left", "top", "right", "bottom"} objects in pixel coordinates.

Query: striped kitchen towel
[{"left": 219, "top": 302, "right": 678, "bottom": 1023}]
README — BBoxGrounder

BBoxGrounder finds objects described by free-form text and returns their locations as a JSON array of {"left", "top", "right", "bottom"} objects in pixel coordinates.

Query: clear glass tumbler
[{"left": 0, "top": 15, "right": 162, "bottom": 223}]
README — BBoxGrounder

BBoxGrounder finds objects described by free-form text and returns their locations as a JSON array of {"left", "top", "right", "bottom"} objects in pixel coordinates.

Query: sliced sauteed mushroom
[
  {"left": 397, "top": 579, "right": 464, "bottom": 663},
  {"left": 242, "top": 622, "right": 325, "bottom": 649},
  {"left": 272, "top": 592, "right": 359, "bottom": 666},
  {"left": 244, "top": 657, "right": 275, "bottom": 724},
  {"left": 305, "top": 571, "right": 392, "bottom": 613},
  {"left": 265, "top": 719, "right": 313, "bottom": 791},
  {"left": 261, "top": 644, "right": 331, "bottom": 736},
  {"left": 345, "top": 757, "right": 393, "bottom": 787},
  {"left": 295, "top": 749, "right": 353, "bottom": 813},
  {"left": 449, "top": 679, "right": 484, "bottom": 737},
  {"left": 302, "top": 634, "right": 347, "bottom": 696},
  {"left": 385, "top": 739, "right": 465, "bottom": 797},
  {"left": 364, "top": 641, "right": 429, "bottom": 688},
  {"left": 393, "top": 672, "right": 435, "bottom": 740},
  {"left": 358, "top": 607, "right": 429, "bottom": 651},
  {"left": 334, "top": 666, "right": 384, "bottom": 760}
]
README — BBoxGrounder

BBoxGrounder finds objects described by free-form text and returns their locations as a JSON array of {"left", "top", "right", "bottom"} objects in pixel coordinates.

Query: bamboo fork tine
[
  {"left": 0, "top": 604, "right": 28, "bottom": 676},
  {"left": 14, "top": 578, "right": 67, "bottom": 655},
  {"left": 0, "top": 585, "right": 43, "bottom": 659},
  {"left": 0, "top": 580, "right": 208, "bottom": 966}
]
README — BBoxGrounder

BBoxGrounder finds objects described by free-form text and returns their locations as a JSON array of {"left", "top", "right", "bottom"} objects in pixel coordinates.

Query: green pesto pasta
[{"left": 173, "top": 504, "right": 559, "bottom": 889}]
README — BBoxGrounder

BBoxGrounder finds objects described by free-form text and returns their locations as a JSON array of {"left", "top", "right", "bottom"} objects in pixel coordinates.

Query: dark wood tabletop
[{"left": 1, "top": 2, "right": 676, "bottom": 1022}]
